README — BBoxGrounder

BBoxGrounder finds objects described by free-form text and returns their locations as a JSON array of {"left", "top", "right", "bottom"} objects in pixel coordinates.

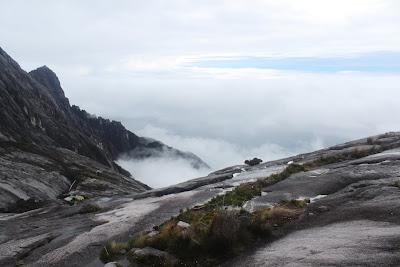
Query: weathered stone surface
[
  {"left": 227, "top": 148, "right": 400, "bottom": 266},
  {"left": 229, "top": 220, "right": 400, "bottom": 267},
  {"left": 3, "top": 137, "right": 400, "bottom": 267},
  {"left": 129, "top": 247, "right": 177, "bottom": 266},
  {"left": 0, "top": 233, "right": 54, "bottom": 266},
  {"left": 0, "top": 142, "right": 149, "bottom": 212}
]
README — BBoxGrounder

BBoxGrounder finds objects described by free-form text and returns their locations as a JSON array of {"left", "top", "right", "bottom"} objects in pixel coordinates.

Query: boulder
[
  {"left": 147, "top": 230, "right": 159, "bottom": 237},
  {"left": 128, "top": 247, "right": 177, "bottom": 266},
  {"left": 177, "top": 221, "right": 190, "bottom": 228}
]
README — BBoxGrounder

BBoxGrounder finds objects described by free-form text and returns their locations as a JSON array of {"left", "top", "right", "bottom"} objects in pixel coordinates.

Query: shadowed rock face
[{"left": 0, "top": 47, "right": 207, "bottom": 212}]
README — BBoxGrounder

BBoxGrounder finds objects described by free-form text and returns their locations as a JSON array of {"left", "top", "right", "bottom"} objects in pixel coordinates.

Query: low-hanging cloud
[
  {"left": 135, "top": 124, "right": 324, "bottom": 170},
  {"left": 117, "top": 122, "right": 324, "bottom": 188},
  {"left": 117, "top": 154, "right": 210, "bottom": 188}
]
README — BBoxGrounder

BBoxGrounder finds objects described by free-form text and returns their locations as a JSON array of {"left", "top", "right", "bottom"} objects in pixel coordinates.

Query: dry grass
[
  {"left": 127, "top": 201, "right": 307, "bottom": 266},
  {"left": 99, "top": 240, "right": 129, "bottom": 263}
]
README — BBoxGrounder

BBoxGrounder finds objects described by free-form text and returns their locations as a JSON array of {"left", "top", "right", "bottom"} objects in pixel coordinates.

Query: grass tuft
[{"left": 99, "top": 241, "right": 129, "bottom": 263}]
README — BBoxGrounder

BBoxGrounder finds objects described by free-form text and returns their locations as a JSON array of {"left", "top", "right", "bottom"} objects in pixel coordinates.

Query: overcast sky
[{"left": 2, "top": 0, "right": 400, "bottom": 186}]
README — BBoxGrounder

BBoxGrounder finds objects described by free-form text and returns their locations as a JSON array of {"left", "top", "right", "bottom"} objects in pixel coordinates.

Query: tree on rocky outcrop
[{"left": 244, "top": 157, "right": 263, "bottom": 166}]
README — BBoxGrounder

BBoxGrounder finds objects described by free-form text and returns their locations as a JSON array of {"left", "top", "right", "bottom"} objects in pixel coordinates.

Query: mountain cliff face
[
  {"left": 0, "top": 47, "right": 207, "bottom": 212},
  {"left": 0, "top": 48, "right": 207, "bottom": 169}
]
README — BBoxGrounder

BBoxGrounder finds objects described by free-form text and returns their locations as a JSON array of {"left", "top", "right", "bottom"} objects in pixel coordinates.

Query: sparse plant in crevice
[{"left": 100, "top": 241, "right": 129, "bottom": 263}]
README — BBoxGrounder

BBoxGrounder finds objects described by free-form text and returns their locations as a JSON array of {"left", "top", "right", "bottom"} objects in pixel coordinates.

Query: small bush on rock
[{"left": 244, "top": 157, "right": 263, "bottom": 166}]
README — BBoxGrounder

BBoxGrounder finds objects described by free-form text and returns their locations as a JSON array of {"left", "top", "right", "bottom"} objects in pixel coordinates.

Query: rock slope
[{"left": 2, "top": 132, "right": 400, "bottom": 266}]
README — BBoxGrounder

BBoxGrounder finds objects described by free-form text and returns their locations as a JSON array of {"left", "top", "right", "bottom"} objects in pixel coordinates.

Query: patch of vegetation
[
  {"left": 279, "top": 199, "right": 310, "bottom": 208},
  {"left": 127, "top": 200, "right": 309, "bottom": 266},
  {"left": 208, "top": 183, "right": 262, "bottom": 208},
  {"left": 303, "top": 147, "right": 382, "bottom": 169},
  {"left": 128, "top": 251, "right": 176, "bottom": 267},
  {"left": 207, "top": 163, "right": 306, "bottom": 208},
  {"left": 78, "top": 203, "right": 101, "bottom": 214},
  {"left": 64, "top": 194, "right": 86, "bottom": 205},
  {"left": 251, "top": 202, "right": 305, "bottom": 235},
  {"left": 100, "top": 241, "right": 129, "bottom": 263}
]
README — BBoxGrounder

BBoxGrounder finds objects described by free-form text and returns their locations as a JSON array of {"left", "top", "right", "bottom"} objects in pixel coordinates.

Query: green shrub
[
  {"left": 208, "top": 183, "right": 262, "bottom": 208},
  {"left": 251, "top": 202, "right": 305, "bottom": 235},
  {"left": 205, "top": 209, "right": 252, "bottom": 256},
  {"left": 280, "top": 199, "right": 310, "bottom": 208}
]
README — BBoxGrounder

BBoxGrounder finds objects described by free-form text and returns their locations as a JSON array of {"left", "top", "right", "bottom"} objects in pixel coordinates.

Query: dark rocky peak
[
  {"left": 29, "top": 65, "right": 69, "bottom": 106},
  {"left": 0, "top": 47, "right": 22, "bottom": 71}
]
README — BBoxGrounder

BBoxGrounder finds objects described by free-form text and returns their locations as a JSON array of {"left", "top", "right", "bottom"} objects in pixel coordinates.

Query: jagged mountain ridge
[
  {"left": 0, "top": 47, "right": 207, "bottom": 212},
  {"left": 0, "top": 48, "right": 208, "bottom": 170}
]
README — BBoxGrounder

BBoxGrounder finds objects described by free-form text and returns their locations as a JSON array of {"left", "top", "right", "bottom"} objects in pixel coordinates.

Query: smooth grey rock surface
[
  {"left": 227, "top": 148, "right": 400, "bottom": 266},
  {"left": 230, "top": 220, "right": 400, "bottom": 267}
]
